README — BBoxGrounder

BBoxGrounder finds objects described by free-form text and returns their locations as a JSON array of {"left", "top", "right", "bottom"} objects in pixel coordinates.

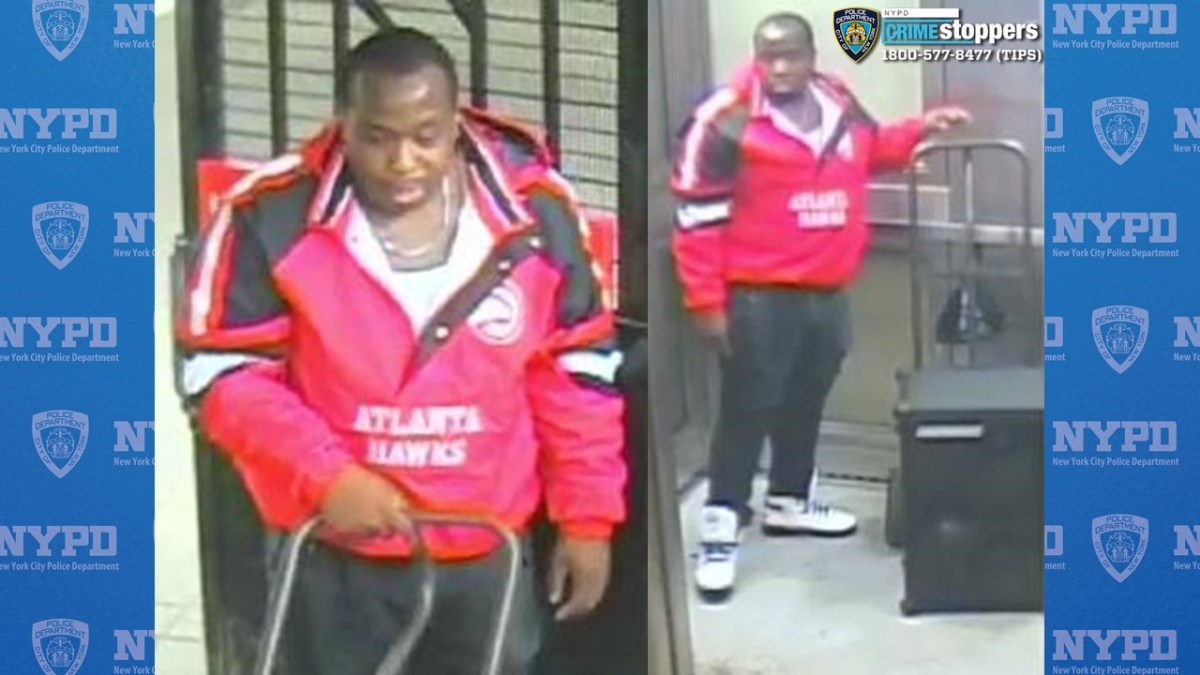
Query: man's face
[
  {"left": 754, "top": 27, "right": 815, "bottom": 97},
  {"left": 341, "top": 65, "right": 459, "bottom": 215}
]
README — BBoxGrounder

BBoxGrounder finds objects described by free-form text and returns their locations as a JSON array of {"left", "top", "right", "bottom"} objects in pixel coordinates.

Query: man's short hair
[
  {"left": 754, "top": 12, "right": 816, "bottom": 51},
  {"left": 339, "top": 27, "right": 460, "bottom": 109}
]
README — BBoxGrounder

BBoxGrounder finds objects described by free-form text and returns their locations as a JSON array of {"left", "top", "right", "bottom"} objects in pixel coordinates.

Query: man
[
  {"left": 671, "top": 12, "right": 969, "bottom": 600},
  {"left": 178, "top": 28, "right": 626, "bottom": 674}
]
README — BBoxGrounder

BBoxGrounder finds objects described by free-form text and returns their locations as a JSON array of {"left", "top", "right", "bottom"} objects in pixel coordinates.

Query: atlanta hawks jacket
[
  {"left": 177, "top": 110, "right": 626, "bottom": 561},
  {"left": 671, "top": 63, "right": 926, "bottom": 315}
]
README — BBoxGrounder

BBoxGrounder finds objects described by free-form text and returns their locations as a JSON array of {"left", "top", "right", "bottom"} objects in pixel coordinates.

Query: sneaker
[
  {"left": 762, "top": 495, "right": 858, "bottom": 537},
  {"left": 694, "top": 505, "right": 740, "bottom": 603}
]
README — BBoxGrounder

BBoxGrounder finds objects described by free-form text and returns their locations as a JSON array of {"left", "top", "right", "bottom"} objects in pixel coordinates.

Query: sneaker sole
[
  {"left": 761, "top": 523, "right": 859, "bottom": 538},
  {"left": 697, "top": 586, "right": 734, "bottom": 604}
]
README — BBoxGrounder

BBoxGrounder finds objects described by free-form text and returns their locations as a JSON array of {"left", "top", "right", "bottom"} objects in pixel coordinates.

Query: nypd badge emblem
[
  {"left": 32, "top": 0, "right": 89, "bottom": 62},
  {"left": 833, "top": 8, "right": 880, "bottom": 63},
  {"left": 32, "top": 619, "right": 89, "bottom": 675},
  {"left": 32, "top": 410, "right": 89, "bottom": 479},
  {"left": 32, "top": 202, "right": 89, "bottom": 270},
  {"left": 1092, "top": 305, "right": 1148, "bottom": 374},
  {"left": 1092, "top": 97, "right": 1149, "bottom": 166},
  {"left": 1092, "top": 514, "right": 1149, "bottom": 583}
]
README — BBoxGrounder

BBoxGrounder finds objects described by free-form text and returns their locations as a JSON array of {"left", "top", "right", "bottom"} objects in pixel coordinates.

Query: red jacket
[
  {"left": 671, "top": 63, "right": 926, "bottom": 314},
  {"left": 178, "top": 110, "right": 626, "bottom": 561}
]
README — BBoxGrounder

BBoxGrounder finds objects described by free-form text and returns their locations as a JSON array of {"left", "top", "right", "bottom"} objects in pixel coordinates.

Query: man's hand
[
  {"left": 923, "top": 106, "right": 971, "bottom": 134},
  {"left": 319, "top": 464, "right": 414, "bottom": 538},
  {"left": 692, "top": 312, "right": 731, "bottom": 357},
  {"left": 548, "top": 536, "right": 612, "bottom": 621}
]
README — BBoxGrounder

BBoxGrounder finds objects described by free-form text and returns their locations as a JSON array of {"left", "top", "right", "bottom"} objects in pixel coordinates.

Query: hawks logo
[
  {"left": 833, "top": 8, "right": 880, "bottom": 63},
  {"left": 32, "top": 0, "right": 88, "bottom": 61},
  {"left": 1092, "top": 514, "right": 1149, "bottom": 583},
  {"left": 32, "top": 619, "right": 89, "bottom": 675},
  {"left": 32, "top": 202, "right": 88, "bottom": 270},
  {"left": 32, "top": 410, "right": 89, "bottom": 479},
  {"left": 1092, "top": 305, "right": 1149, "bottom": 374},
  {"left": 1092, "top": 97, "right": 1149, "bottom": 166},
  {"left": 468, "top": 282, "right": 525, "bottom": 346}
]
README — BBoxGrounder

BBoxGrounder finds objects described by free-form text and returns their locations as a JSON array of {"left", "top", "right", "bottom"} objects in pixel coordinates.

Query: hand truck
[{"left": 253, "top": 514, "right": 523, "bottom": 675}]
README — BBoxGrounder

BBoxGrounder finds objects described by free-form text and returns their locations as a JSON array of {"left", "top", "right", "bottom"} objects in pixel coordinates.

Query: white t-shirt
[
  {"left": 344, "top": 194, "right": 494, "bottom": 333},
  {"left": 765, "top": 83, "right": 853, "bottom": 158}
]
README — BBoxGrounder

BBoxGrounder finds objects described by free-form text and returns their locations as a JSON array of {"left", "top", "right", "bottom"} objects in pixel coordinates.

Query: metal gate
[{"left": 173, "top": 1, "right": 647, "bottom": 672}]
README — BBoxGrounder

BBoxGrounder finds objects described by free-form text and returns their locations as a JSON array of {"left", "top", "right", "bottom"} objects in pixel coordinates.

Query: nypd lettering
[
  {"left": 0, "top": 108, "right": 119, "bottom": 155},
  {"left": 789, "top": 190, "right": 848, "bottom": 229},
  {"left": 1050, "top": 421, "right": 1180, "bottom": 468},
  {"left": 1051, "top": 629, "right": 1177, "bottom": 662},
  {"left": 1049, "top": 211, "right": 1179, "bottom": 259},
  {"left": 1045, "top": 107, "right": 1066, "bottom": 153},
  {"left": 1046, "top": 525, "right": 1067, "bottom": 571},
  {"left": 113, "top": 211, "right": 154, "bottom": 258},
  {"left": 0, "top": 525, "right": 120, "bottom": 573},
  {"left": 354, "top": 405, "right": 484, "bottom": 468},
  {"left": 114, "top": 3, "right": 154, "bottom": 48},
  {"left": 113, "top": 629, "right": 154, "bottom": 663},
  {"left": 1050, "top": 3, "right": 1180, "bottom": 50},
  {"left": 113, "top": 421, "right": 154, "bottom": 467},
  {"left": 1045, "top": 316, "right": 1066, "bottom": 362},
  {"left": 0, "top": 317, "right": 119, "bottom": 365}
]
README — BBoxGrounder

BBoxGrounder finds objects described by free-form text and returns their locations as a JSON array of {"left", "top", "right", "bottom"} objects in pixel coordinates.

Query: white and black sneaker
[
  {"left": 762, "top": 495, "right": 858, "bottom": 537},
  {"left": 694, "top": 505, "right": 741, "bottom": 603}
]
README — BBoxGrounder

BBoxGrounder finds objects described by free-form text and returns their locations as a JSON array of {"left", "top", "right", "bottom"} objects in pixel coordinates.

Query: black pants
[
  {"left": 281, "top": 539, "right": 541, "bottom": 675},
  {"left": 706, "top": 285, "right": 853, "bottom": 523}
]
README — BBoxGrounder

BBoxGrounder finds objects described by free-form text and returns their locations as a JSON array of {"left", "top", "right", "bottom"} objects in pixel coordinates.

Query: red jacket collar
[{"left": 728, "top": 59, "right": 856, "bottom": 118}]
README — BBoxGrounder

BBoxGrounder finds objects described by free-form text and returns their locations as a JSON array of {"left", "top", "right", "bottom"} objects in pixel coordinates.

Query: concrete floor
[{"left": 681, "top": 476, "right": 1044, "bottom": 674}]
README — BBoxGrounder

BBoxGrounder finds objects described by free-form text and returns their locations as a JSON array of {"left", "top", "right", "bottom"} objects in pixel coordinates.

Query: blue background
[
  {"left": 0, "top": 3, "right": 154, "bottom": 673},
  {"left": 1045, "top": 0, "right": 1198, "bottom": 670}
]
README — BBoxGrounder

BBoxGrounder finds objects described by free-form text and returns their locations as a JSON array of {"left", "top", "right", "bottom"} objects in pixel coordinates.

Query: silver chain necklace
[{"left": 373, "top": 175, "right": 453, "bottom": 259}]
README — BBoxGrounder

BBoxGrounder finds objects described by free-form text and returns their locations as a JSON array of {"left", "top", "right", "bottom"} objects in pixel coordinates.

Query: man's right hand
[
  {"left": 319, "top": 464, "right": 414, "bottom": 538},
  {"left": 693, "top": 312, "right": 731, "bottom": 356}
]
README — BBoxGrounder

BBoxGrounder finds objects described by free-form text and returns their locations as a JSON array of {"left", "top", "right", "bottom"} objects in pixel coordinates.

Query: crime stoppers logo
[
  {"left": 33, "top": 0, "right": 88, "bottom": 61},
  {"left": 32, "top": 202, "right": 88, "bottom": 270},
  {"left": 1093, "top": 514, "right": 1149, "bottom": 583},
  {"left": 468, "top": 282, "right": 525, "bottom": 346},
  {"left": 1092, "top": 97, "right": 1149, "bottom": 165},
  {"left": 1092, "top": 305, "right": 1148, "bottom": 374},
  {"left": 32, "top": 619, "right": 88, "bottom": 675},
  {"left": 32, "top": 410, "right": 88, "bottom": 479},
  {"left": 834, "top": 8, "right": 880, "bottom": 62}
]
